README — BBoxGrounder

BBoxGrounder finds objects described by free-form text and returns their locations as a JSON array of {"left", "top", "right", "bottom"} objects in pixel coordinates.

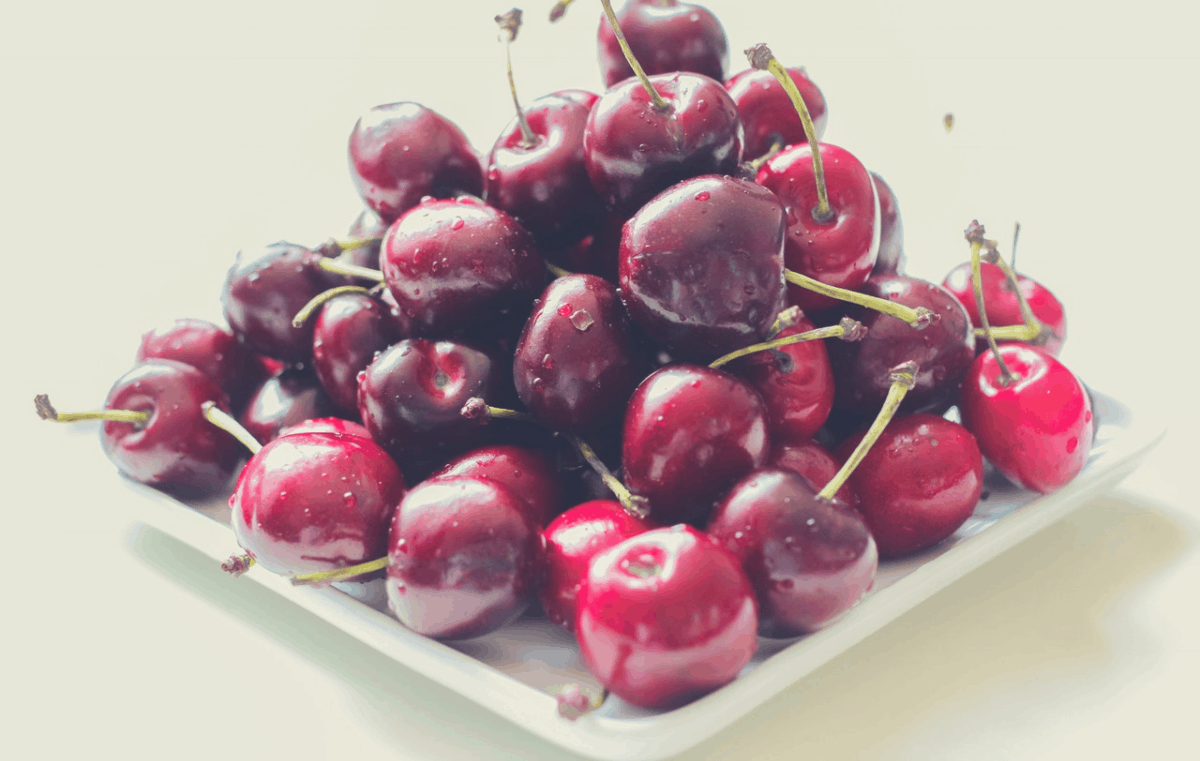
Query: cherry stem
[
  {"left": 292, "top": 285, "right": 373, "bottom": 328},
  {"left": 783, "top": 270, "right": 937, "bottom": 329},
  {"left": 746, "top": 43, "right": 831, "bottom": 222},
  {"left": 709, "top": 317, "right": 866, "bottom": 369},
  {"left": 546, "top": 261, "right": 572, "bottom": 279},
  {"left": 315, "top": 236, "right": 383, "bottom": 258},
  {"left": 973, "top": 324, "right": 1040, "bottom": 341},
  {"left": 316, "top": 257, "right": 384, "bottom": 283},
  {"left": 221, "top": 553, "right": 256, "bottom": 577},
  {"left": 965, "top": 221, "right": 1016, "bottom": 384},
  {"left": 817, "top": 361, "right": 917, "bottom": 501},
  {"left": 460, "top": 398, "right": 536, "bottom": 423},
  {"left": 549, "top": 0, "right": 575, "bottom": 22},
  {"left": 741, "top": 135, "right": 785, "bottom": 176},
  {"left": 497, "top": 9, "right": 537, "bottom": 147},
  {"left": 985, "top": 240, "right": 1043, "bottom": 333},
  {"left": 599, "top": 0, "right": 670, "bottom": 111},
  {"left": 200, "top": 401, "right": 263, "bottom": 454},
  {"left": 567, "top": 434, "right": 650, "bottom": 519},
  {"left": 1011, "top": 221, "right": 1021, "bottom": 272},
  {"left": 549, "top": 684, "right": 607, "bottom": 720},
  {"left": 290, "top": 556, "right": 389, "bottom": 586},
  {"left": 34, "top": 394, "right": 149, "bottom": 425}
]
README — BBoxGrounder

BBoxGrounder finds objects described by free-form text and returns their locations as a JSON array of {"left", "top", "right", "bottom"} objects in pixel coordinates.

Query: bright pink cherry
[
  {"left": 942, "top": 261, "right": 1066, "bottom": 356},
  {"left": 279, "top": 417, "right": 371, "bottom": 440},
  {"left": 596, "top": 0, "right": 729, "bottom": 88},
  {"left": 725, "top": 65, "right": 827, "bottom": 159}
]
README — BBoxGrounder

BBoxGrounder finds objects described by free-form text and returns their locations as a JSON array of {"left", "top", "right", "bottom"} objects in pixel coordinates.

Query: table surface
[{"left": 4, "top": 2, "right": 1198, "bottom": 759}]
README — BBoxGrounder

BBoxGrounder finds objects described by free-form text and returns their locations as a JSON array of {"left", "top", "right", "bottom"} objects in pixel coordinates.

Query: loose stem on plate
[
  {"left": 34, "top": 394, "right": 149, "bottom": 425},
  {"left": 201, "top": 401, "right": 263, "bottom": 454},
  {"left": 496, "top": 9, "right": 537, "bottom": 146},
  {"left": 291, "top": 556, "right": 390, "bottom": 586},
  {"left": 599, "top": 0, "right": 670, "bottom": 110},
  {"left": 567, "top": 434, "right": 649, "bottom": 519},
  {"left": 709, "top": 317, "right": 866, "bottom": 369},
  {"left": 316, "top": 257, "right": 385, "bottom": 283},
  {"left": 784, "top": 270, "right": 937, "bottom": 329},
  {"left": 292, "top": 285, "right": 373, "bottom": 328}
]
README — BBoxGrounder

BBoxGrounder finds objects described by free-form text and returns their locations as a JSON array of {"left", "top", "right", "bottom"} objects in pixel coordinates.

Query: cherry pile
[{"left": 36, "top": 0, "right": 1094, "bottom": 716}]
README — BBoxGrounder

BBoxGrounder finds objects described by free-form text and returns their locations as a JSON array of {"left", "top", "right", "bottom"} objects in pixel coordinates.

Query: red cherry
[
  {"left": 835, "top": 414, "right": 984, "bottom": 557},
  {"left": 312, "top": 292, "right": 399, "bottom": 414},
  {"left": 431, "top": 445, "right": 564, "bottom": 527},
  {"left": 278, "top": 417, "right": 371, "bottom": 440},
  {"left": 961, "top": 345, "right": 1093, "bottom": 493},
  {"left": 135, "top": 318, "right": 266, "bottom": 410},
  {"left": 870, "top": 171, "right": 906, "bottom": 276},
  {"left": 942, "top": 261, "right": 1066, "bottom": 356},
  {"left": 596, "top": 0, "right": 729, "bottom": 88},
  {"left": 238, "top": 368, "right": 335, "bottom": 446},
  {"left": 575, "top": 524, "right": 757, "bottom": 710},
  {"left": 768, "top": 437, "right": 856, "bottom": 508},
  {"left": 348, "top": 102, "right": 483, "bottom": 223},
  {"left": 553, "top": 88, "right": 599, "bottom": 110},
  {"left": 725, "top": 66, "right": 827, "bottom": 160},
  {"left": 221, "top": 242, "right": 327, "bottom": 362}
]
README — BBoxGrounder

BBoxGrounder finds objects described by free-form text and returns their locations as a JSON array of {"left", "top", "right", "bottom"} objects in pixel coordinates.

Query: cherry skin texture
[
  {"left": 553, "top": 89, "right": 600, "bottom": 111},
  {"left": 724, "top": 66, "right": 827, "bottom": 160},
  {"left": 727, "top": 313, "right": 834, "bottom": 441},
  {"left": 136, "top": 318, "right": 264, "bottom": 410},
  {"left": 836, "top": 414, "right": 983, "bottom": 557},
  {"left": 485, "top": 95, "right": 606, "bottom": 251},
  {"left": 514, "top": 274, "right": 645, "bottom": 431},
  {"left": 757, "top": 143, "right": 879, "bottom": 313},
  {"left": 279, "top": 417, "right": 372, "bottom": 440},
  {"left": 827, "top": 274, "right": 975, "bottom": 415},
  {"left": 545, "top": 210, "right": 624, "bottom": 282},
  {"left": 768, "top": 437, "right": 856, "bottom": 508},
  {"left": 575, "top": 525, "right": 757, "bottom": 710},
  {"left": 540, "top": 499, "right": 655, "bottom": 631},
  {"left": 221, "top": 241, "right": 327, "bottom": 363},
  {"left": 623, "top": 365, "right": 771, "bottom": 525},
  {"left": 870, "top": 172, "right": 906, "bottom": 276},
  {"left": 348, "top": 102, "right": 483, "bottom": 223},
  {"left": 386, "top": 476, "right": 542, "bottom": 640},
  {"left": 942, "top": 261, "right": 1066, "bottom": 356},
  {"left": 961, "top": 345, "right": 1093, "bottom": 494},
  {"left": 381, "top": 197, "right": 545, "bottom": 339},
  {"left": 231, "top": 431, "right": 405, "bottom": 576},
  {"left": 597, "top": 0, "right": 729, "bottom": 88},
  {"left": 619, "top": 174, "right": 786, "bottom": 361},
  {"left": 312, "top": 292, "right": 398, "bottom": 415},
  {"left": 707, "top": 468, "right": 876, "bottom": 637},
  {"left": 584, "top": 72, "right": 742, "bottom": 218},
  {"left": 238, "top": 368, "right": 335, "bottom": 446},
  {"left": 101, "top": 360, "right": 241, "bottom": 494},
  {"left": 431, "top": 445, "right": 564, "bottom": 527},
  {"left": 357, "top": 339, "right": 501, "bottom": 461}
]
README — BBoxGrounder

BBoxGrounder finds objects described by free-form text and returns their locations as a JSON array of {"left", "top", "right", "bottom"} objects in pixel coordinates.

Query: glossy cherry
[
  {"left": 221, "top": 241, "right": 327, "bottom": 362},
  {"left": 622, "top": 364, "right": 770, "bottom": 525},
  {"left": 514, "top": 274, "right": 645, "bottom": 431},
  {"left": 619, "top": 174, "right": 786, "bottom": 361},
  {"left": 553, "top": 88, "right": 599, "bottom": 110},
  {"left": 768, "top": 437, "right": 856, "bottom": 508},
  {"left": 135, "top": 318, "right": 265, "bottom": 410},
  {"left": 597, "top": 0, "right": 729, "bottom": 88},
  {"left": 870, "top": 172, "right": 906, "bottom": 276},
  {"left": 708, "top": 467, "right": 876, "bottom": 637},
  {"left": 348, "top": 102, "right": 483, "bottom": 223},
  {"left": 836, "top": 413, "right": 983, "bottom": 557},
  {"left": 279, "top": 417, "right": 372, "bottom": 440},
  {"left": 312, "top": 292, "right": 399, "bottom": 414},
  {"left": 430, "top": 444, "right": 564, "bottom": 527},
  {"left": 942, "top": 261, "right": 1066, "bottom": 356},
  {"left": 238, "top": 367, "right": 335, "bottom": 445},
  {"left": 725, "top": 65, "right": 827, "bottom": 160},
  {"left": 575, "top": 524, "right": 757, "bottom": 710},
  {"left": 230, "top": 431, "right": 405, "bottom": 576},
  {"left": 961, "top": 345, "right": 1093, "bottom": 494},
  {"left": 386, "top": 476, "right": 542, "bottom": 640}
]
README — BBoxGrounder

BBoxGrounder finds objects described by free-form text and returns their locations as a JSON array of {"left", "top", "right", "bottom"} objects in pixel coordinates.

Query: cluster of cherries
[{"left": 37, "top": 0, "right": 1094, "bottom": 715}]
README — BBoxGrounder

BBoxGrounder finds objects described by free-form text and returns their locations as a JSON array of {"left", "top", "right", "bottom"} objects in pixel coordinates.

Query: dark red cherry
[
  {"left": 835, "top": 414, "right": 983, "bottom": 557},
  {"left": 942, "top": 261, "right": 1066, "bottom": 356},
  {"left": 597, "top": 0, "right": 729, "bottom": 88},
  {"left": 575, "top": 525, "right": 757, "bottom": 710},
  {"left": 348, "top": 102, "right": 483, "bottom": 223},
  {"left": 386, "top": 476, "right": 543, "bottom": 640},
  {"left": 100, "top": 360, "right": 241, "bottom": 494},
  {"left": 870, "top": 172, "right": 906, "bottom": 276},
  {"left": 623, "top": 365, "right": 770, "bottom": 525},
  {"left": 221, "top": 241, "right": 327, "bottom": 362},
  {"left": 707, "top": 468, "right": 876, "bottom": 637},
  {"left": 553, "top": 88, "right": 599, "bottom": 110},
  {"left": 584, "top": 72, "right": 742, "bottom": 218},
  {"left": 238, "top": 368, "right": 335, "bottom": 446},
  {"left": 231, "top": 431, "right": 406, "bottom": 575},
  {"left": 726, "top": 313, "right": 833, "bottom": 441},
  {"left": 431, "top": 445, "right": 564, "bottom": 527},
  {"left": 545, "top": 210, "right": 623, "bottom": 282},
  {"left": 279, "top": 417, "right": 372, "bottom": 440},
  {"left": 540, "top": 500, "right": 654, "bottom": 631},
  {"left": 827, "top": 274, "right": 974, "bottom": 415},
  {"left": 135, "top": 318, "right": 265, "bottom": 410},
  {"left": 485, "top": 95, "right": 606, "bottom": 250},
  {"left": 757, "top": 143, "right": 878, "bottom": 313},
  {"left": 380, "top": 197, "right": 545, "bottom": 339},
  {"left": 961, "top": 345, "right": 1093, "bottom": 494},
  {"left": 357, "top": 339, "right": 501, "bottom": 461},
  {"left": 619, "top": 174, "right": 786, "bottom": 361},
  {"left": 312, "top": 292, "right": 399, "bottom": 414},
  {"left": 768, "top": 437, "right": 855, "bottom": 508},
  {"left": 725, "top": 66, "right": 827, "bottom": 160},
  {"left": 514, "top": 274, "right": 645, "bottom": 431}
]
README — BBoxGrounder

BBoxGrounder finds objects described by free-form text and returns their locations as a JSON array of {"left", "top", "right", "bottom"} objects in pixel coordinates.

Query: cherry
[
  {"left": 348, "top": 102, "right": 483, "bottom": 223},
  {"left": 431, "top": 444, "right": 564, "bottom": 527},
  {"left": 622, "top": 364, "right": 770, "bottom": 525},
  {"left": 835, "top": 414, "right": 983, "bottom": 556},
  {"left": 380, "top": 197, "right": 545, "bottom": 339},
  {"left": 553, "top": 88, "right": 599, "bottom": 111},
  {"left": 310, "top": 291, "right": 400, "bottom": 414},
  {"left": 540, "top": 499, "right": 655, "bottom": 631},
  {"left": 357, "top": 339, "right": 502, "bottom": 461},
  {"left": 942, "top": 261, "right": 1066, "bottom": 356},
  {"left": 386, "top": 476, "right": 543, "bottom": 640},
  {"left": 619, "top": 174, "right": 786, "bottom": 361},
  {"left": 768, "top": 436, "right": 856, "bottom": 507},
  {"left": 725, "top": 65, "right": 827, "bottom": 160},
  {"left": 135, "top": 318, "right": 266, "bottom": 410},
  {"left": 575, "top": 524, "right": 757, "bottom": 710},
  {"left": 238, "top": 367, "right": 335, "bottom": 446},
  {"left": 545, "top": 210, "right": 623, "bottom": 282},
  {"left": 279, "top": 417, "right": 372, "bottom": 440},
  {"left": 230, "top": 430, "right": 406, "bottom": 576},
  {"left": 221, "top": 241, "right": 327, "bottom": 362},
  {"left": 707, "top": 467, "right": 876, "bottom": 636},
  {"left": 514, "top": 273, "right": 646, "bottom": 431},
  {"left": 870, "top": 171, "right": 906, "bottom": 276},
  {"left": 596, "top": 0, "right": 729, "bottom": 89}
]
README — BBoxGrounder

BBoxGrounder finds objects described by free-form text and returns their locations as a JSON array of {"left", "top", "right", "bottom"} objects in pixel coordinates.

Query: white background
[{"left": 2, "top": 0, "right": 1198, "bottom": 758}]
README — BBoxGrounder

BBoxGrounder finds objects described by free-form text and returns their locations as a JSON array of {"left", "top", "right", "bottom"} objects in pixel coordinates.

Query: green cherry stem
[
  {"left": 314, "top": 236, "right": 383, "bottom": 258},
  {"left": 546, "top": 261, "right": 572, "bottom": 279},
  {"left": 709, "top": 317, "right": 866, "bottom": 369},
  {"left": 741, "top": 135, "right": 785, "bottom": 176},
  {"left": 965, "top": 221, "right": 1016, "bottom": 384},
  {"left": 292, "top": 285, "right": 373, "bottom": 328},
  {"left": 200, "top": 401, "right": 263, "bottom": 454},
  {"left": 817, "top": 360, "right": 918, "bottom": 501},
  {"left": 460, "top": 398, "right": 537, "bottom": 423},
  {"left": 497, "top": 9, "right": 537, "bottom": 147},
  {"left": 783, "top": 270, "right": 937, "bottom": 329},
  {"left": 34, "top": 394, "right": 149, "bottom": 425},
  {"left": 316, "top": 257, "right": 385, "bottom": 283},
  {"left": 599, "top": 0, "right": 671, "bottom": 111},
  {"left": 290, "top": 556, "right": 389, "bottom": 586},
  {"left": 567, "top": 434, "right": 650, "bottom": 519}
]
